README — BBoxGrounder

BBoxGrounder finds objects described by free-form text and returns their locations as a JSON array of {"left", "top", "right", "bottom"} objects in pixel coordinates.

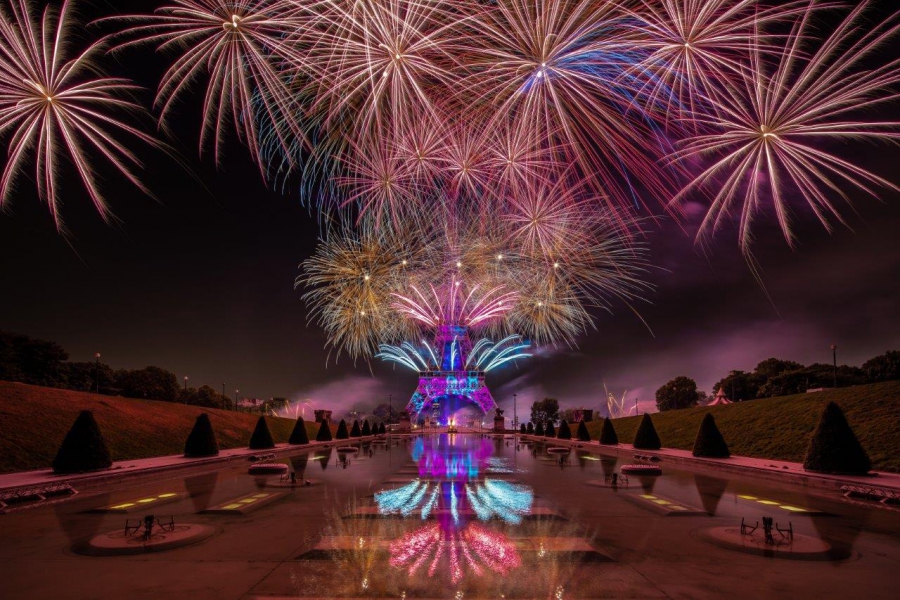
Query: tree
[
  {"left": 350, "top": 420, "right": 362, "bottom": 437},
  {"left": 804, "top": 402, "right": 871, "bottom": 474},
  {"left": 316, "top": 419, "right": 333, "bottom": 442},
  {"left": 576, "top": 420, "right": 590, "bottom": 442},
  {"left": 52, "top": 410, "right": 112, "bottom": 473},
  {"left": 378, "top": 422, "right": 386, "bottom": 435},
  {"left": 655, "top": 376, "right": 699, "bottom": 412},
  {"left": 289, "top": 417, "right": 310, "bottom": 445},
  {"left": 692, "top": 413, "right": 729, "bottom": 458},
  {"left": 335, "top": 419, "right": 349, "bottom": 439},
  {"left": 713, "top": 370, "right": 763, "bottom": 401},
  {"left": 534, "top": 421, "right": 545, "bottom": 436},
  {"left": 863, "top": 350, "right": 900, "bottom": 382},
  {"left": 754, "top": 358, "right": 804, "bottom": 381},
  {"left": 526, "top": 422, "right": 534, "bottom": 434},
  {"left": 117, "top": 366, "right": 179, "bottom": 401},
  {"left": 530, "top": 398, "right": 560, "bottom": 424},
  {"left": 181, "top": 385, "right": 229, "bottom": 409},
  {"left": 362, "top": 420, "right": 372, "bottom": 436},
  {"left": 545, "top": 421, "right": 556, "bottom": 437},
  {"left": 184, "top": 413, "right": 219, "bottom": 457},
  {"left": 372, "top": 403, "right": 397, "bottom": 424},
  {"left": 633, "top": 414, "right": 661, "bottom": 450},
  {"left": 520, "top": 423, "right": 527, "bottom": 434},
  {"left": 249, "top": 417, "right": 275, "bottom": 449},
  {"left": 0, "top": 331, "right": 68, "bottom": 387},
  {"left": 558, "top": 408, "right": 578, "bottom": 423},
  {"left": 557, "top": 420, "right": 572, "bottom": 440},
  {"left": 599, "top": 417, "right": 618, "bottom": 445}
]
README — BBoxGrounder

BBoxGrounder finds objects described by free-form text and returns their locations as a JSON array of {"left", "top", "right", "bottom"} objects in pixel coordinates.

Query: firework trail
[
  {"left": 102, "top": 0, "right": 308, "bottom": 172},
  {"left": 672, "top": 1, "right": 900, "bottom": 252},
  {"left": 0, "top": 0, "right": 158, "bottom": 227}
]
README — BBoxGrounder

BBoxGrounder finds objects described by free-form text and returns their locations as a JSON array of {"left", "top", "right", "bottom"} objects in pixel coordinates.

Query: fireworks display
[
  {"left": 0, "top": 0, "right": 157, "bottom": 228},
  {"left": 3, "top": 1, "right": 900, "bottom": 342}
]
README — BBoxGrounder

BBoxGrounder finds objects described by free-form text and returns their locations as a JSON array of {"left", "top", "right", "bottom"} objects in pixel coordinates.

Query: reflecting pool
[{"left": 0, "top": 433, "right": 898, "bottom": 599}]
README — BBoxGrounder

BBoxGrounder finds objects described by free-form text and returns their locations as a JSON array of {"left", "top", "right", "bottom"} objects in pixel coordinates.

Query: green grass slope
[
  {"left": 585, "top": 381, "right": 900, "bottom": 472},
  {"left": 0, "top": 381, "right": 308, "bottom": 473}
]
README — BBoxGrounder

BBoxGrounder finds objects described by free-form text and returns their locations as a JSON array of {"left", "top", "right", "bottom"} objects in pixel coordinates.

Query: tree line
[
  {"left": 0, "top": 330, "right": 241, "bottom": 410},
  {"left": 655, "top": 351, "right": 900, "bottom": 412}
]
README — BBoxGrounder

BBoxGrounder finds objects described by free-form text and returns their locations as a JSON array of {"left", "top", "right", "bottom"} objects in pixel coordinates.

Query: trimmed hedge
[
  {"left": 316, "top": 419, "right": 333, "bottom": 442},
  {"left": 526, "top": 422, "right": 534, "bottom": 434},
  {"left": 289, "top": 417, "right": 310, "bottom": 445},
  {"left": 52, "top": 410, "right": 112, "bottom": 473},
  {"left": 557, "top": 420, "right": 572, "bottom": 440},
  {"left": 545, "top": 421, "right": 556, "bottom": 438},
  {"left": 362, "top": 420, "right": 371, "bottom": 436},
  {"left": 803, "top": 401, "right": 871, "bottom": 475},
  {"left": 576, "top": 420, "right": 591, "bottom": 442},
  {"left": 378, "top": 422, "right": 386, "bottom": 435},
  {"left": 350, "top": 420, "right": 361, "bottom": 437},
  {"left": 633, "top": 414, "right": 661, "bottom": 450},
  {"left": 335, "top": 419, "right": 349, "bottom": 440},
  {"left": 520, "top": 424, "right": 527, "bottom": 434},
  {"left": 249, "top": 417, "right": 275, "bottom": 449},
  {"left": 184, "top": 413, "right": 219, "bottom": 457},
  {"left": 535, "top": 422, "right": 545, "bottom": 436},
  {"left": 599, "top": 417, "right": 618, "bottom": 445},
  {"left": 692, "top": 413, "right": 730, "bottom": 458}
]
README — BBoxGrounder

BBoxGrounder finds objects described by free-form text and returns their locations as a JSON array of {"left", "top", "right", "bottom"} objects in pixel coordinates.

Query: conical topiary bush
[
  {"left": 599, "top": 417, "right": 619, "bottom": 446},
  {"left": 557, "top": 420, "right": 572, "bottom": 440},
  {"left": 378, "top": 422, "right": 386, "bottom": 435},
  {"left": 52, "top": 410, "right": 112, "bottom": 473},
  {"left": 520, "top": 424, "right": 527, "bottom": 434},
  {"left": 362, "top": 420, "right": 372, "bottom": 436},
  {"left": 545, "top": 421, "right": 556, "bottom": 438},
  {"left": 803, "top": 401, "right": 871, "bottom": 475},
  {"left": 336, "top": 419, "right": 349, "bottom": 439},
  {"left": 526, "top": 422, "right": 534, "bottom": 434},
  {"left": 692, "top": 413, "right": 730, "bottom": 458},
  {"left": 633, "top": 413, "right": 661, "bottom": 450},
  {"left": 289, "top": 417, "right": 310, "bottom": 445},
  {"left": 576, "top": 420, "right": 591, "bottom": 442},
  {"left": 184, "top": 413, "right": 219, "bottom": 457},
  {"left": 249, "top": 416, "right": 275, "bottom": 449},
  {"left": 350, "top": 420, "right": 362, "bottom": 437},
  {"left": 316, "top": 419, "right": 333, "bottom": 442},
  {"left": 535, "top": 422, "right": 545, "bottom": 436}
]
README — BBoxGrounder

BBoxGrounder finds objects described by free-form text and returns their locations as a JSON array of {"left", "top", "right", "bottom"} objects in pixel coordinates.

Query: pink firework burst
[
  {"left": 0, "top": 0, "right": 158, "bottom": 227},
  {"left": 672, "top": 1, "right": 900, "bottom": 252},
  {"left": 104, "top": 0, "right": 306, "bottom": 172}
]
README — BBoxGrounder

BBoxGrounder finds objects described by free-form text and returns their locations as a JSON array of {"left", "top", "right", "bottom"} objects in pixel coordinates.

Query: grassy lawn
[
  {"left": 584, "top": 381, "right": 900, "bottom": 473},
  {"left": 0, "top": 381, "right": 326, "bottom": 473}
]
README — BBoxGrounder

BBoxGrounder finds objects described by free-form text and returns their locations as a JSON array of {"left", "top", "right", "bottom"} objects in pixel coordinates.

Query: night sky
[{"left": 2, "top": 0, "right": 899, "bottom": 416}]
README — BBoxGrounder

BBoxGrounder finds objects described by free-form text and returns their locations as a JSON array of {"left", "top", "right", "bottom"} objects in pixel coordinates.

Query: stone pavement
[
  {"left": 0, "top": 435, "right": 384, "bottom": 492},
  {"left": 518, "top": 433, "right": 900, "bottom": 492}
]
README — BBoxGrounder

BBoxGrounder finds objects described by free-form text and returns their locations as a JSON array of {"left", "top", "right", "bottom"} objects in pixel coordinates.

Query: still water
[{"left": 2, "top": 433, "right": 899, "bottom": 599}]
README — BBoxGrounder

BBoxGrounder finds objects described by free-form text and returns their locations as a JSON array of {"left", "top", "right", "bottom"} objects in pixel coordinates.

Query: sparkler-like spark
[
  {"left": 672, "top": 1, "right": 900, "bottom": 251},
  {"left": 0, "top": 0, "right": 158, "bottom": 227},
  {"left": 104, "top": 0, "right": 306, "bottom": 171}
]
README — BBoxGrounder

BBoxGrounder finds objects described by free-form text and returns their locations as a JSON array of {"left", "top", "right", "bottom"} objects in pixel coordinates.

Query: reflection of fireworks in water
[
  {"left": 389, "top": 522, "right": 521, "bottom": 585},
  {"left": 374, "top": 478, "right": 533, "bottom": 525}
]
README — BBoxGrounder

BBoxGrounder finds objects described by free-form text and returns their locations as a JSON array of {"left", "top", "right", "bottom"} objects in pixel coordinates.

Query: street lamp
[
  {"left": 94, "top": 352, "right": 101, "bottom": 394},
  {"left": 235, "top": 389, "right": 240, "bottom": 411},
  {"left": 183, "top": 375, "right": 188, "bottom": 392},
  {"left": 831, "top": 344, "right": 838, "bottom": 388},
  {"left": 389, "top": 393, "right": 393, "bottom": 428},
  {"left": 513, "top": 393, "right": 518, "bottom": 433}
]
